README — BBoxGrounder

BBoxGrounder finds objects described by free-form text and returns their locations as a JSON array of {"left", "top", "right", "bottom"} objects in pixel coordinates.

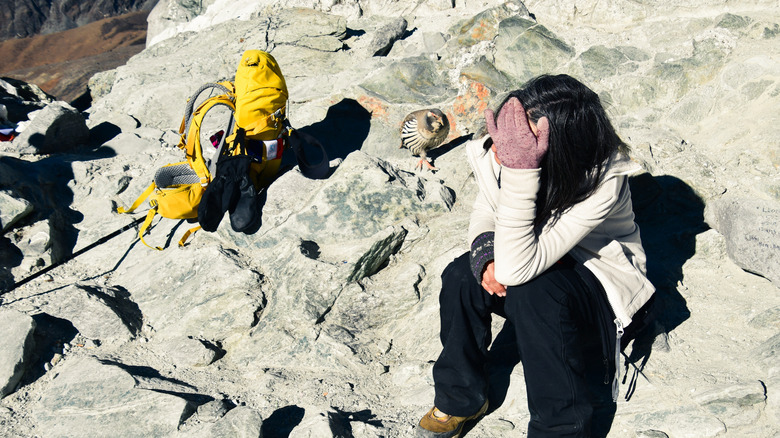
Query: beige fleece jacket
[{"left": 465, "top": 135, "right": 655, "bottom": 326}]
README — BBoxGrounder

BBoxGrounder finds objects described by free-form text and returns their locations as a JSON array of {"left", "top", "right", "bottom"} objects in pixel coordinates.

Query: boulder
[
  {"left": 367, "top": 17, "right": 408, "bottom": 56},
  {"left": 38, "top": 284, "right": 141, "bottom": 344},
  {"left": 208, "top": 406, "right": 264, "bottom": 438},
  {"left": 0, "top": 309, "right": 36, "bottom": 397},
  {"left": 288, "top": 406, "right": 349, "bottom": 438},
  {"left": 493, "top": 16, "right": 575, "bottom": 83},
  {"left": 0, "top": 78, "right": 54, "bottom": 124},
  {"left": 33, "top": 356, "right": 197, "bottom": 437},
  {"left": 0, "top": 190, "right": 33, "bottom": 233},
  {"left": 155, "top": 336, "right": 219, "bottom": 368},
  {"left": 8, "top": 102, "right": 89, "bottom": 155},
  {"left": 705, "top": 195, "right": 780, "bottom": 287}
]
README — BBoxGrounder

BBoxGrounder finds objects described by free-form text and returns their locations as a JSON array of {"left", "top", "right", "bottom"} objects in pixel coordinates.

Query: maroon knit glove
[{"left": 484, "top": 97, "right": 550, "bottom": 169}]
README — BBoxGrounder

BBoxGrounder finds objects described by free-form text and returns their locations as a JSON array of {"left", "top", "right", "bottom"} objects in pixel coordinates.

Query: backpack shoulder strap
[
  {"left": 116, "top": 181, "right": 156, "bottom": 214},
  {"left": 178, "top": 92, "right": 236, "bottom": 182},
  {"left": 180, "top": 82, "right": 235, "bottom": 134}
]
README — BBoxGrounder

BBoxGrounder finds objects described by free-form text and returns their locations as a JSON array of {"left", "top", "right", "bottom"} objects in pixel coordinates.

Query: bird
[{"left": 400, "top": 108, "right": 450, "bottom": 171}]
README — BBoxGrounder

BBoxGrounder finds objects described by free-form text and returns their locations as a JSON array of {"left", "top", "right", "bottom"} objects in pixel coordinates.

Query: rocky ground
[{"left": 1, "top": 0, "right": 779, "bottom": 437}]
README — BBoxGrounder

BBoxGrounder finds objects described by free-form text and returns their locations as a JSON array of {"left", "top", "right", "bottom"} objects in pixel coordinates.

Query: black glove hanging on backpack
[{"left": 198, "top": 129, "right": 262, "bottom": 233}]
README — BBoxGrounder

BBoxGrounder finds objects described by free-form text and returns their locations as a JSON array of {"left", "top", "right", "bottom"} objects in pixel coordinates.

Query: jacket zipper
[{"left": 612, "top": 318, "right": 624, "bottom": 402}]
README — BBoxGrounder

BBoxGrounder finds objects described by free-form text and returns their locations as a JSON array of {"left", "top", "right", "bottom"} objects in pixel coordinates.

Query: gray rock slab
[
  {"left": 768, "top": 367, "right": 780, "bottom": 426},
  {"left": 38, "top": 284, "right": 139, "bottom": 344},
  {"left": 705, "top": 196, "right": 780, "bottom": 287},
  {"left": 288, "top": 406, "right": 348, "bottom": 438},
  {"left": 272, "top": 7, "right": 347, "bottom": 45},
  {"left": 387, "top": 30, "right": 448, "bottom": 58},
  {"left": 0, "top": 190, "right": 33, "bottom": 234},
  {"left": 368, "top": 17, "right": 407, "bottom": 56},
  {"left": 494, "top": 16, "right": 575, "bottom": 83},
  {"left": 692, "top": 381, "right": 767, "bottom": 429},
  {"left": 445, "top": 0, "right": 529, "bottom": 48},
  {"left": 330, "top": 260, "right": 425, "bottom": 332},
  {"left": 208, "top": 406, "right": 263, "bottom": 438},
  {"left": 156, "top": 336, "right": 218, "bottom": 368},
  {"left": 33, "top": 356, "right": 194, "bottom": 438},
  {"left": 344, "top": 225, "right": 408, "bottom": 282},
  {"left": 14, "top": 221, "right": 51, "bottom": 257},
  {"left": 222, "top": 151, "right": 455, "bottom": 251},
  {"left": 224, "top": 237, "right": 361, "bottom": 371},
  {"left": 631, "top": 406, "right": 726, "bottom": 437},
  {"left": 145, "top": 0, "right": 214, "bottom": 46},
  {"left": 111, "top": 245, "right": 264, "bottom": 342},
  {"left": 87, "top": 70, "right": 118, "bottom": 102},
  {"left": 1, "top": 78, "right": 53, "bottom": 103},
  {"left": 579, "top": 45, "right": 647, "bottom": 81},
  {"left": 752, "top": 332, "right": 780, "bottom": 368},
  {"left": 0, "top": 309, "right": 36, "bottom": 398},
  {"left": 195, "top": 399, "right": 232, "bottom": 423},
  {"left": 358, "top": 56, "right": 457, "bottom": 105},
  {"left": 86, "top": 111, "right": 140, "bottom": 146},
  {"left": 99, "top": 132, "right": 166, "bottom": 156}
]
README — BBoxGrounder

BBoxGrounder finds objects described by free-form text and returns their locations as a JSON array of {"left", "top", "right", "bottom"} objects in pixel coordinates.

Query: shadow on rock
[
  {"left": 88, "top": 121, "right": 123, "bottom": 146},
  {"left": 428, "top": 133, "right": 474, "bottom": 161},
  {"left": 0, "top": 147, "right": 117, "bottom": 291},
  {"left": 623, "top": 173, "right": 703, "bottom": 395},
  {"left": 97, "top": 359, "right": 200, "bottom": 391},
  {"left": 295, "top": 98, "right": 371, "bottom": 164},
  {"left": 261, "top": 405, "right": 306, "bottom": 437},
  {"left": 79, "top": 284, "right": 144, "bottom": 336},
  {"left": 17, "top": 313, "right": 79, "bottom": 387},
  {"left": 629, "top": 174, "right": 703, "bottom": 328},
  {"left": 0, "top": 236, "right": 24, "bottom": 292},
  {"left": 332, "top": 407, "right": 383, "bottom": 434}
]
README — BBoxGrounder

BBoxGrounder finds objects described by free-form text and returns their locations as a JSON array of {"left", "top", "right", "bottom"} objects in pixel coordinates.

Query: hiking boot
[{"left": 416, "top": 400, "right": 489, "bottom": 437}]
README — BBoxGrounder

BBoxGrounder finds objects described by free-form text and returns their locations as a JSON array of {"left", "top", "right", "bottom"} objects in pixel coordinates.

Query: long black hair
[{"left": 486, "top": 74, "right": 629, "bottom": 228}]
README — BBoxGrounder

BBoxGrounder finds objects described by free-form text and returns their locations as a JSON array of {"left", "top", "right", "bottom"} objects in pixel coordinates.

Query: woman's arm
[{"left": 493, "top": 169, "right": 624, "bottom": 286}]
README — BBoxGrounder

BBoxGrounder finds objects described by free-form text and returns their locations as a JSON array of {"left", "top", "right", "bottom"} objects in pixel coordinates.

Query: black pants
[{"left": 432, "top": 253, "right": 617, "bottom": 438}]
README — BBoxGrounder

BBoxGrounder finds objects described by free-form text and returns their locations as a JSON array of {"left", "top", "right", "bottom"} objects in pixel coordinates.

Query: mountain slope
[
  {"left": 0, "top": 0, "right": 155, "bottom": 40},
  {"left": 0, "top": 11, "right": 148, "bottom": 103}
]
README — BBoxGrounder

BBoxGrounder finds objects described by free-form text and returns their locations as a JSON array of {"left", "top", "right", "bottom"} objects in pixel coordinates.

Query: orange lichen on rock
[
  {"left": 453, "top": 81, "right": 490, "bottom": 115},
  {"left": 444, "top": 110, "right": 458, "bottom": 141},
  {"left": 447, "top": 80, "right": 492, "bottom": 136},
  {"left": 470, "top": 20, "right": 492, "bottom": 41},
  {"left": 357, "top": 95, "right": 390, "bottom": 123}
]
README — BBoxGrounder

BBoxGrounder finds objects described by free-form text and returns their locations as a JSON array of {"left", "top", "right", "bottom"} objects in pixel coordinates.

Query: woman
[{"left": 416, "top": 74, "right": 655, "bottom": 438}]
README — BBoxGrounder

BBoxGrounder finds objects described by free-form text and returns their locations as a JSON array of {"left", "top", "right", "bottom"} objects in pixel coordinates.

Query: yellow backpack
[{"left": 118, "top": 50, "right": 328, "bottom": 249}]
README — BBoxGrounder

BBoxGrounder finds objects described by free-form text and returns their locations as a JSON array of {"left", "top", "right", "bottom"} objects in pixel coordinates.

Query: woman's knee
[
  {"left": 503, "top": 268, "right": 573, "bottom": 320},
  {"left": 439, "top": 252, "right": 493, "bottom": 316},
  {"left": 439, "top": 253, "right": 475, "bottom": 299}
]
